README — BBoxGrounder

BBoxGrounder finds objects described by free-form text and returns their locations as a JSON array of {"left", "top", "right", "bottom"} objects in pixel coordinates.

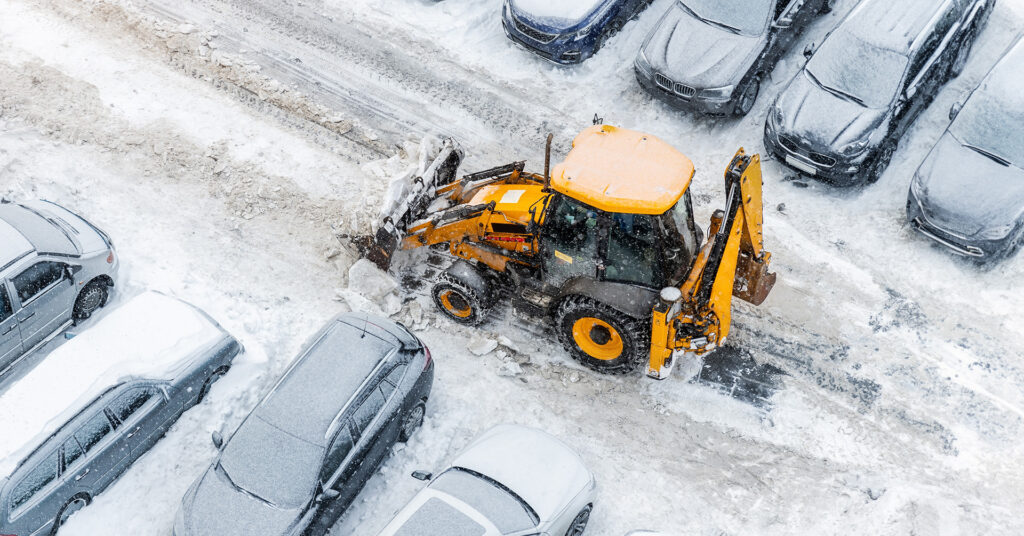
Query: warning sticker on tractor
[
  {"left": 499, "top": 189, "right": 526, "bottom": 204},
  {"left": 554, "top": 250, "right": 573, "bottom": 264}
]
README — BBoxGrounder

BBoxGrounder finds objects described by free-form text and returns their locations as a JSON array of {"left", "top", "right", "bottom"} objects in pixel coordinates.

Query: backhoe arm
[{"left": 647, "top": 149, "right": 776, "bottom": 379}]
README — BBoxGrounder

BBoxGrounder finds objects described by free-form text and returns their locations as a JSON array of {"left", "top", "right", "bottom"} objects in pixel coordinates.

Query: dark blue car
[{"left": 502, "top": 0, "right": 653, "bottom": 64}]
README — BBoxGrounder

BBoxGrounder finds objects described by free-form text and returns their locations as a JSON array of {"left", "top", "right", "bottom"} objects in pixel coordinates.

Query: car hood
[
  {"left": 23, "top": 200, "right": 108, "bottom": 255},
  {"left": 184, "top": 467, "right": 302, "bottom": 536},
  {"left": 914, "top": 133, "right": 1024, "bottom": 238},
  {"left": 509, "top": 0, "right": 613, "bottom": 29},
  {"left": 452, "top": 425, "right": 593, "bottom": 522},
  {"left": 642, "top": 4, "right": 763, "bottom": 89},
  {"left": 775, "top": 72, "right": 887, "bottom": 149}
]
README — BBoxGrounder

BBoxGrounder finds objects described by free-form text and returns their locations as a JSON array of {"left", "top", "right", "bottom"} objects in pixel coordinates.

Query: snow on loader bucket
[{"left": 341, "top": 126, "right": 776, "bottom": 380}]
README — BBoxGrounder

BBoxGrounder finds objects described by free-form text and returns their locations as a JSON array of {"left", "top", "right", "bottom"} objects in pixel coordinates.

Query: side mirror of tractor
[
  {"left": 211, "top": 431, "right": 224, "bottom": 449},
  {"left": 411, "top": 470, "right": 433, "bottom": 482}
]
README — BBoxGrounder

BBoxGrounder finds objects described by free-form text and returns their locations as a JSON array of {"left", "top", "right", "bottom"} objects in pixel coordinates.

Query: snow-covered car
[
  {"left": 174, "top": 313, "right": 433, "bottom": 536},
  {"left": 0, "top": 199, "right": 119, "bottom": 382},
  {"left": 907, "top": 37, "right": 1024, "bottom": 261},
  {"left": 502, "top": 0, "right": 654, "bottom": 64},
  {"left": 635, "top": 0, "right": 833, "bottom": 116},
  {"left": 764, "top": 0, "right": 992, "bottom": 185},
  {"left": 0, "top": 291, "right": 240, "bottom": 536},
  {"left": 378, "top": 424, "right": 596, "bottom": 536}
]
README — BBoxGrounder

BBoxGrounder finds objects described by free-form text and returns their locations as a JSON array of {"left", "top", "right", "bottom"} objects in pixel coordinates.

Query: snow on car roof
[
  {"left": 0, "top": 291, "right": 227, "bottom": 475},
  {"left": 843, "top": 0, "right": 952, "bottom": 54},
  {"left": 451, "top": 425, "right": 593, "bottom": 522},
  {"left": 510, "top": 0, "right": 607, "bottom": 24},
  {"left": 0, "top": 218, "right": 33, "bottom": 269}
]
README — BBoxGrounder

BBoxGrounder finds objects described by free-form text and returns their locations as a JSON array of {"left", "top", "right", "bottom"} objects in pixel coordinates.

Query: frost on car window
[
  {"left": 679, "top": 0, "right": 772, "bottom": 36},
  {"left": 430, "top": 468, "right": 536, "bottom": 533},
  {"left": 807, "top": 31, "right": 909, "bottom": 108},
  {"left": 394, "top": 498, "right": 486, "bottom": 536},
  {"left": 950, "top": 71, "right": 1024, "bottom": 168}
]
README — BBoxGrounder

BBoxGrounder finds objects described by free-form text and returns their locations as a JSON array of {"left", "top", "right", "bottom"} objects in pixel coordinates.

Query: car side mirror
[
  {"left": 211, "top": 431, "right": 224, "bottom": 449},
  {"left": 773, "top": 17, "right": 793, "bottom": 29},
  {"left": 317, "top": 488, "right": 341, "bottom": 502},
  {"left": 803, "top": 43, "right": 816, "bottom": 60},
  {"left": 949, "top": 101, "right": 963, "bottom": 121},
  {"left": 411, "top": 470, "right": 433, "bottom": 481}
]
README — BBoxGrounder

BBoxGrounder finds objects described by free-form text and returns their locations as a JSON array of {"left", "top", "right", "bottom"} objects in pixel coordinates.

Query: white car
[{"left": 378, "top": 424, "right": 596, "bottom": 536}]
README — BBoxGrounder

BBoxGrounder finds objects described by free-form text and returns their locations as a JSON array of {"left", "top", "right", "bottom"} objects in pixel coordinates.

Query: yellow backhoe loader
[{"left": 347, "top": 124, "right": 776, "bottom": 379}]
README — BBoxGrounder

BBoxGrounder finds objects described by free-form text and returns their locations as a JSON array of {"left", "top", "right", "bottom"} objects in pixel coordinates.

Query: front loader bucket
[{"left": 733, "top": 250, "right": 776, "bottom": 306}]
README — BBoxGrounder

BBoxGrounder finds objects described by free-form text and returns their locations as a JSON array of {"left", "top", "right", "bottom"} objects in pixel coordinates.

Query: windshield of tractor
[
  {"left": 603, "top": 213, "right": 661, "bottom": 288},
  {"left": 543, "top": 195, "right": 602, "bottom": 286}
]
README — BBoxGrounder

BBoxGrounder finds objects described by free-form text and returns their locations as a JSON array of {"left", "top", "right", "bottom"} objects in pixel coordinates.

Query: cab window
[
  {"left": 10, "top": 450, "right": 59, "bottom": 512},
  {"left": 63, "top": 438, "right": 86, "bottom": 470},
  {"left": 603, "top": 213, "right": 661, "bottom": 288},
  {"left": 75, "top": 411, "right": 114, "bottom": 453},
  {"left": 542, "top": 195, "right": 601, "bottom": 282},
  {"left": 108, "top": 386, "right": 158, "bottom": 425},
  {"left": 12, "top": 261, "right": 65, "bottom": 304}
]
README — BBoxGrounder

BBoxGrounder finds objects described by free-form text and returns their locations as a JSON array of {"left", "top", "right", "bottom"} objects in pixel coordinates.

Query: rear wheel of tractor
[
  {"left": 73, "top": 281, "right": 108, "bottom": 321},
  {"left": 733, "top": 76, "right": 760, "bottom": 116},
  {"left": 431, "top": 273, "right": 488, "bottom": 326},
  {"left": 565, "top": 505, "right": 593, "bottom": 536},
  {"left": 556, "top": 296, "right": 648, "bottom": 374},
  {"left": 52, "top": 494, "right": 90, "bottom": 535}
]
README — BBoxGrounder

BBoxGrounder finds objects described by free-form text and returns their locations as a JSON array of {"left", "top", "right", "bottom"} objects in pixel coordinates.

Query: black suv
[
  {"left": 765, "top": 0, "right": 992, "bottom": 185},
  {"left": 635, "top": 0, "right": 834, "bottom": 116}
]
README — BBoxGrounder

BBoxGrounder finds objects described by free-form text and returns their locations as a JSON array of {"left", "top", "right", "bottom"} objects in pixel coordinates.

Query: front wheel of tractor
[{"left": 555, "top": 296, "right": 648, "bottom": 375}]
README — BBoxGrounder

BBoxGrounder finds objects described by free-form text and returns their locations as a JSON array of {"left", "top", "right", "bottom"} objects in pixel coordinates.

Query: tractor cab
[{"left": 539, "top": 125, "right": 702, "bottom": 292}]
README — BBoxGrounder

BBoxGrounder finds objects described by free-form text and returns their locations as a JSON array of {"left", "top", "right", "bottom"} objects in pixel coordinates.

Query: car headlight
[
  {"left": 635, "top": 49, "right": 652, "bottom": 74},
  {"left": 979, "top": 223, "right": 1015, "bottom": 240},
  {"left": 840, "top": 138, "right": 870, "bottom": 157},
  {"left": 698, "top": 85, "right": 735, "bottom": 100}
]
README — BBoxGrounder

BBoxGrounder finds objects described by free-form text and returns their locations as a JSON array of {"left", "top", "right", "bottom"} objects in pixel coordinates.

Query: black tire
[
  {"left": 819, "top": 0, "right": 834, "bottom": 14},
  {"left": 555, "top": 296, "right": 648, "bottom": 375},
  {"left": 565, "top": 505, "right": 593, "bottom": 536},
  {"left": 398, "top": 401, "right": 426, "bottom": 443},
  {"left": 595, "top": 19, "right": 623, "bottom": 53},
  {"left": 72, "top": 281, "right": 108, "bottom": 321},
  {"left": 431, "top": 273, "right": 488, "bottom": 326},
  {"left": 948, "top": 28, "right": 977, "bottom": 79},
  {"left": 197, "top": 366, "right": 230, "bottom": 404},
  {"left": 866, "top": 140, "right": 897, "bottom": 184},
  {"left": 51, "top": 494, "right": 90, "bottom": 535},
  {"left": 733, "top": 76, "right": 760, "bottom": 117}
]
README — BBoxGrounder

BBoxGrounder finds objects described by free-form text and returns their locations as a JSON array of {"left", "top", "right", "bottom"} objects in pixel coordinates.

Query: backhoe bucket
[{"left": 733, "top": 250, "right": 776, "bottom": 306}]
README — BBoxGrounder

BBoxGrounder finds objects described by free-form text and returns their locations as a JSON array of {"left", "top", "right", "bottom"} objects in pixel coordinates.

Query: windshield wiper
[
  {"left": 677, "top": 2, "right": 742, "bottom": 34},
  {"left": 217, "top": 462, "right": 279, "bottom": 508},
  {"left": 805, "top": 69, "right": 866, "bottom": 106},
  {"left": 963, "top": 144, "right": 1012, "bottom": 167}
]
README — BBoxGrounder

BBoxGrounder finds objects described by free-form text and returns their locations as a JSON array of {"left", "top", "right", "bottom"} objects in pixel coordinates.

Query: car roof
[
  {"left": 551, "top": 125, "right": 695, "bottom": 216},
  {"left": 253, "top": 315, "right": 400, "bottom": 446},
  {"left": 841, "top": 0, "right": 955, "bottom": 55},
  {"left": 0, "top": 218, "right": 33, "bottom": 271},
  {"left": 0, "top": 291, "right": 228, "bottom": 476},
  {"left": 0, "top": 202, "right": 78, "bottom": 258},
  {"left": 450, "top": 424, "right": 592, "bottom": 522}
]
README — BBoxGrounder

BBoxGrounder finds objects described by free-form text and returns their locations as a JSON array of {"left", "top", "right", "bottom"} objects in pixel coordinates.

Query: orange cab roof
[{"left": 550, "top": 125, "right": 695, "bottom": 215}]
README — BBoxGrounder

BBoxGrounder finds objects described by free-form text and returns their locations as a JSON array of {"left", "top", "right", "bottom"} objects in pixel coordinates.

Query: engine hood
[
  {"left": 775, "top": 72, "right": 888, "bottom": 150},
  {"left": 183, "top": 467, "right": 303, "bottom": 536},
  {"left": 914, "top": 133, "right": 1024, "bottom": 238},
  {"left": 509, "top": 0, "right": 613, "bottom": 30},
  {"left": 642, "top": 4, "right": 763, "bottom": 89}
]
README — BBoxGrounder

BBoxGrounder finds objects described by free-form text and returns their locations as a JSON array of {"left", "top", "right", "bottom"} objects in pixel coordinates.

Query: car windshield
[
  {"left": 806, "top": 30, "right": 909, "bottom": 108},
  {"left": 949, "top": 72, "right": 1024, "bottom": 169},
  {"left": 430, "top": 468, "right": 538, "bottom": 534},
  {"left": 218, "top": 416, "right": 324, "bottom": 509},
  {"left": 394, "top": 497, "right": 489, "bottom": 536},
  {"left": 677, "top": 0, "right": 772, "bottom": 36}
]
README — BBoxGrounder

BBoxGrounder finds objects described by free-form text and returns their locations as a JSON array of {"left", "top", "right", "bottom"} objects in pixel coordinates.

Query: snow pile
[
  {"left": 336, "top": 258, "right": 403, "bottom": 316},
  {"left": 0, "top": 291, "right": 226, "bottom": 475}
]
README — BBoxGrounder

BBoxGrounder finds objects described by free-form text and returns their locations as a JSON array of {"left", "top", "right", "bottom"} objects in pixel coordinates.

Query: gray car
[
  {"left": 0, "top": 291, "right": 240, "bottom": 536},
  {"left": 174, "top": 312, "right": 433, "bottom": 536},
  {"left": 764, "top": 0, "right": 992, "bottom": 185},
  {"left": 635, "top": 0, "right": 833, "bottom": 116},
  {"left": 908, "top": 37, "right": 1024, "bottom": 261},
  {"left": 0, "top": 199, "right": 119, "bottom": 381}
]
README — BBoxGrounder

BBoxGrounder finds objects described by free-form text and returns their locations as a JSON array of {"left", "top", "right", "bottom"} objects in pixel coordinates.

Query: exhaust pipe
[{"left": 543, "top": 133, "right": 553, "bottom": 192}]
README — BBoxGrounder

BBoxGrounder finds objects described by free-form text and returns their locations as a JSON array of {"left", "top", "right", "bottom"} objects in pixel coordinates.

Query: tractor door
[{"left": 540, "top": 194, "right": 602, "bottom": 288}]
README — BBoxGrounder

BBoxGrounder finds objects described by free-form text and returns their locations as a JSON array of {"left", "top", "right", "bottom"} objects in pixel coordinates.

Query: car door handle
[
  {"left": 126, "top": 427, "right": 141, "bottom": 438},
  {"left": 1, "top": 324, "right": 14, "bottom": 335},
  {"left": 19, "top": 311, "right": 35, "bottom": 322},
  {"left": 74, "top": 468, "right": 90, "bottom": 481}
]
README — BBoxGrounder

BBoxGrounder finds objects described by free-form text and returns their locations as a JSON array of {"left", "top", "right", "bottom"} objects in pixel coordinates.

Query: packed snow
[{"left": 1, "top": 0, "right": 1023, "bottom": 535}]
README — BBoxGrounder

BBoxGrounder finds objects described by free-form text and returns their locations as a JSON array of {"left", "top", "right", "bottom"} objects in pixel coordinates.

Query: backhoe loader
[{"left": 346, "top": 124, "right": 776, "bottom": 379}]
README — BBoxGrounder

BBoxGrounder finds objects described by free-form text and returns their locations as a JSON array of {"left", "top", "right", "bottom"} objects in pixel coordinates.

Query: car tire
[
  {"left": 197, "top": 366, "right": 230, "bottom": 404},
  {"left": 596, "top": 19, "right": 624, "bottom": 53},
  {"left": 431, "top": 273, "right": 489, "bottom": 326},
  {"left": 72, "top": 281, "right": 108, "bottom": 321},
  {"left": 565, "top": 504, "right": 593, "bottom": 536},
  {"left": 555, "top": 296, "right": 648, "bottom": 375},
  {"left": 866, "top": 140, "right": 897, "bottom": 184},
  {"left": 398, "top": 401, "right": 427, "bottom": 443},
  {"left": 51, "top": 494, "right": 90, "bottom": 535},
  {"left": 947, "top": 28, "right": 977, "bottom": 79},
  {"left": 733, "top": 76, "right": 760, "bottom": 117}
]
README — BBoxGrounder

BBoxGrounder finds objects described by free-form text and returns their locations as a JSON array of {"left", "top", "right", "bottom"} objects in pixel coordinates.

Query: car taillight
[
  {"left": 106, "top": 251, "right": 114, "bottom": 263},
  {"left": 422, "top": 343, "right": 432, "bottom": 370}
]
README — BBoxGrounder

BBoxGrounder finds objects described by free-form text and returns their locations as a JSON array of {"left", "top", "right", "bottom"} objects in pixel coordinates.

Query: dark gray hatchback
[{"left": 174, "top": 312, "right": 433, "bottom": 536}]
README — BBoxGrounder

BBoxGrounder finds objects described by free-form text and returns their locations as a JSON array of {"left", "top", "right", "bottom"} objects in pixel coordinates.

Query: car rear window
[
  {"left": 394, "top": 497, "right": 487, "bottom": 536},
  {"left": 430, "top": 468, "right": 537, "bottom": 534}
]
